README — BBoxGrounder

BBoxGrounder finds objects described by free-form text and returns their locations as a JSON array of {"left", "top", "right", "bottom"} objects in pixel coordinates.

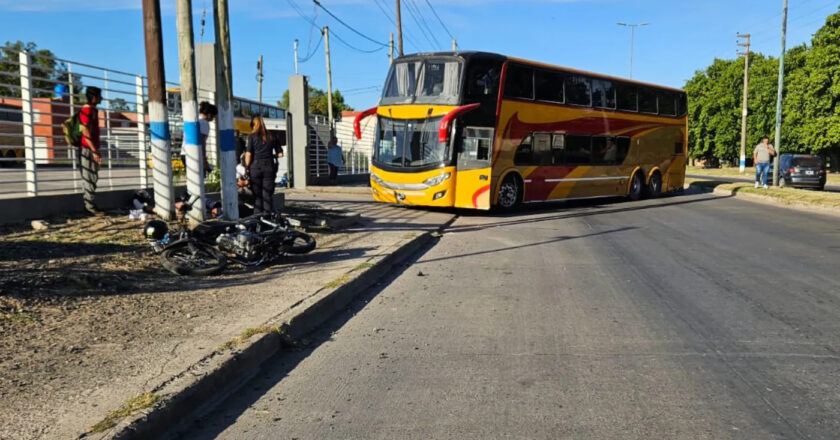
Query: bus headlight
[
  {"left": 371, "top": 173, "right": 384, "bottom": 186},
  {"left": 423, "top": 172, "right": 451, "bottom": 187}
]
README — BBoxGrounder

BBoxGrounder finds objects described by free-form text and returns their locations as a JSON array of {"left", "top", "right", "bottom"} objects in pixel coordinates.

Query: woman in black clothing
[{"left": 245, "top": 115, "right": 284, "bottom": 214}]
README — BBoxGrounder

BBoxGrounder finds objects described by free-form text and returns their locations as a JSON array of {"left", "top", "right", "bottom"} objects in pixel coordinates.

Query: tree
[
  {"left": 109, "top": 97, "right": 131, "bottom": 111},
  {"left": 0, "top": 41, "right": 82, "bottom": 101},
  {"left": 278, "top": 86, "right": 354, "bottom": 119}
]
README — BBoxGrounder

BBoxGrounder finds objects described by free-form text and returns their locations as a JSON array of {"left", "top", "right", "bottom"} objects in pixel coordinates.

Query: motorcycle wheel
[
  {"left": 160, "top": 241, "right": 227, "bottom": 276},
  {"left": 281, "top": 230, "right": 316, "bottom": 255}
]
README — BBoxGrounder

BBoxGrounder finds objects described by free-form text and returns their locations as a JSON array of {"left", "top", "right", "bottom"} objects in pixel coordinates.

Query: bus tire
[
  {"left": 647, "top": 171, "right": 662, "bottom": 198},
  {"left": 628, "top": 172, "right": 644, "bottom": 201},
  {"left": 496, "top": 174, "right": 522, "bottom": 212}
]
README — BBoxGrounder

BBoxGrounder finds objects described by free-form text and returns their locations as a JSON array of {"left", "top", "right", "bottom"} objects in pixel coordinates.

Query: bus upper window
[
  {"left": 417, "top": 60, "right": 461, "bottom": 103},
  {"left": 233, "top": 100, "right": 242, "bottom": 117},
  {"left": 565, "top": 75, "right": 591, "bottom": 106},
  {"left": 269, "top": 108, "right": 278, "bottom": 119},
  {"left": 503, "top": 64, "right": 533, "bottom": 100},
  {"left": 383, "top": 61, "right": 422, "bottom": 103},
  {"left": 241, "top": 102, "right": 251, "bottom": 117},
  {"left": 535, "top": 70, "right": 564, "bottom": 103},
  {"left": 658, "top": 92, "right": 676, "bottom": 116},
  {"left": 592, "top": 79, "right": 616, "bottom": 109},
  {"left": 677, "top": 93, "right": 687, "bottom": 116},
  {"left": 639, "top": 88, "right": 658, "bottom": 114},
  {"left": 465, "top": 61, "right": 501, "bottom": 99},
  {"left": 617, "top": 84, "right": 638, "bottom": 111}
]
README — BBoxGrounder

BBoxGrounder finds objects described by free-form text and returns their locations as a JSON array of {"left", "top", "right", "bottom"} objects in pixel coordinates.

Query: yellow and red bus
[{"left": 354, "top": 52, "right": 687, "bottom": 210}]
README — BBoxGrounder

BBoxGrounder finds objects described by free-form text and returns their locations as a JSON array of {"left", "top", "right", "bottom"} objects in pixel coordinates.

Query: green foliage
[
  {"left": 278, "top": 86, "right": 354, "bottom": 118},
  {"left": 686, "top": 7, "right": 840, "bottom": 165},
  {"left": 1, "top": 41, "right": 83, "bottom": 101}
]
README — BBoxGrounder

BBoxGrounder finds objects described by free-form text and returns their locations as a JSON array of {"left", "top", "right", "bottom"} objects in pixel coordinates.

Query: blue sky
[{"left": 1, "top": 0, "right": 837, "bottom": 111}]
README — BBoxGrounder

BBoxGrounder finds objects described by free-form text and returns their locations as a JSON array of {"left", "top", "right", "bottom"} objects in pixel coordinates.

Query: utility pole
[
  {"left": 214, "top": 0, "right": 239, "bottom": 218},
  {"left": 452, "top": 39, "right": 457, "bottom": 52},
  {"left": 773, "top": 0, "right": 788, "bottom": 186},
  {"left": 257, "top": 55, "right": 264, "bottom": 103},
  {"left": 737, "top": 33, "right": 751, "bottom": 174},
  {"left": 396, "top": 0, "right": 404, "bottom": 57},
  {"left": 176, "top": 0, "right": 205, "bottom": 224},
  {"left": 617, "top": 22, "right": 648, "bottom": 79},
  {"left": 142, "top": 0, "right": 174, "bottom": 220},
  {"left": 323, "top": 26, "right": 334, "bottom": 131},
  {"left": 389, "top": 33, "right": 395, "bottom": 64},
  {"left": 294, "top": 39, "right": 299, "bottom": 74}
]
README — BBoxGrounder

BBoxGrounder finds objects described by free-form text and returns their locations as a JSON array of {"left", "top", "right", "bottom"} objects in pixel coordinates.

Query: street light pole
[{"left": 617, "top": 22, "right": 648, "bottom": 79}]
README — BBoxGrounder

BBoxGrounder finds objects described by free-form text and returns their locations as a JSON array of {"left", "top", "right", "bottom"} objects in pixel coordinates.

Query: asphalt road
[
  {"left": 171, "top": 192, "right": 840, "bottom": 439},
  {"left": 687, "top": 173, "right": 840, "bottom": 192}
]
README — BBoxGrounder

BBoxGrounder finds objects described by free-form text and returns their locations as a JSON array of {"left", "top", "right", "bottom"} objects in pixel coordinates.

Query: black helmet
[{"left": 143, "top": 220, "right": 168, "bottom": 240}]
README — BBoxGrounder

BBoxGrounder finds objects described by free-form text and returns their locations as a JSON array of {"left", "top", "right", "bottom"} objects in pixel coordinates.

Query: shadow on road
[{"left": 165, "top": 234, "right": 441, "bottom": 440}]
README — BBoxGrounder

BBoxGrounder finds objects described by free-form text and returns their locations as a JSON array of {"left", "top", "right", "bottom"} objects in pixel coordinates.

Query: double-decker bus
[{"left": 354, "top": 52, "right": 687, "bottom": 210}]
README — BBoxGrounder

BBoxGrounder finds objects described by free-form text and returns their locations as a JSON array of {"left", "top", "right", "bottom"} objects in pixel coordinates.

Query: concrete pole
[
  {"left": 294, "top": 39, "right": 299, "bottom": 75},
  {"left": 772, "top": 0, "right": 788, "bottom": 186},
  {"left": 176, "top": 0, "right": 205, "bottom": 224},
  {"left": 452, "top": 39, "right": 457, "bottom": 52},
  {"left": 324, "top": 26, "right": 334, "bottom": 131},
  {"left": 738, "top": 33, "right": 750, "bottom": 173},
  {"left": 257, "top": 55, "right": 264, "bottom": 103},
  {"left": 396, "top": 0, "right": 404, "bottom": 57},
  {"left": 18, "top": 52, "right": 37, "bottom": 196},
  {"left": 214, "top": 0, "right": 239, "bottom": 218},
  {"left": 389, "top": 33, "right": 394, "bottom": 64},
  {"left": 142, "top": 0, "right": 174, "bottom": 220},
  {"left": 135, "top": 75, "right": 149, "bottom": 189}
]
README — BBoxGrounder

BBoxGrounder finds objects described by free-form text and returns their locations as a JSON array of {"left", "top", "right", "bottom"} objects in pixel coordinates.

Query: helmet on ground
[{"left": 143, "top": 219, "right": 168, "bottom": 240}]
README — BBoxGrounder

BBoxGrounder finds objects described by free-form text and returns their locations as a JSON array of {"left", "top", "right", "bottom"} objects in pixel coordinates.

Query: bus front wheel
[
  {"left": 628, "top": 172, "right": 644, "bottom": 201},
  {"left": 497, "top": 175, "right": 522, "bottom": 211}
]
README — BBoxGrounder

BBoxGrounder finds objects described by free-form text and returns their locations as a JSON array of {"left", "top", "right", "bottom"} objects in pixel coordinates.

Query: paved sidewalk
[{"left": 0, "top": 190, "right": 454, "bottom": 440}]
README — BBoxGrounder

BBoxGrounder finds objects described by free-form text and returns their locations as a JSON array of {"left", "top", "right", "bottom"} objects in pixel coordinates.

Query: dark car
[{"left": 777, "top": 154, "right": 827, "bottom": 190}]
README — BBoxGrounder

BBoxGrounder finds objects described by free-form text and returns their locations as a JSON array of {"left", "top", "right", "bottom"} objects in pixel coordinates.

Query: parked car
[{"left": 777, "top": 154, "right": 826, "bottom": 190}]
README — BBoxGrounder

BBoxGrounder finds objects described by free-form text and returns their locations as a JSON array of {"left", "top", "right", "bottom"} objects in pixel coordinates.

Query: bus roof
[{"left": 396, "top": 51, "right": 685, "bottom": 94}]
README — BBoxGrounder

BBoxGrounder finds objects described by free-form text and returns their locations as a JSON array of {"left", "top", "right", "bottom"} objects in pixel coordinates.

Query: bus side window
[
  {"left": 658, "top": 92, "right": 676, "bottom": 116},
  {"left": 514, "top": 134, "right": 533, "bottom": 165},
  {"left": 592, "top": 79, "right": 616, "bottom": 109},
  {"left": 504, "top": 64, "right": 534, "bottom": 100},
  {"left": 551, "top": 133, "right": 565, "bottom": 165},
  {"left": 616, "top": 137, "right": 631, "bottom": 163},
  {"left": 617, "top": 84, "right": 638, "bottom": 112},
  {"left": 233, "top": 100, "right": 242, "bottom": 117},
  {"left": 533, "top": 133, "right": 551, "bottom": 165},
  {"left": 564, "top": 135, "right": 592, "bottom": 165},
  {"left": 565, "top": 75, "right": 591, "bottom": 106},
  {"left": 639, "top": 88, "right": 658, "bottom": 114}
]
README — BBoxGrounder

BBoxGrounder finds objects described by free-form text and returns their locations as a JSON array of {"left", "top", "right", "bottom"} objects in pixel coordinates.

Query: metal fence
[
  {"left": 308, "top": 114, "right": 371, "bottom": 178},
  {"left": 0, "top": 46, "right": 151, "bottom": 199}
]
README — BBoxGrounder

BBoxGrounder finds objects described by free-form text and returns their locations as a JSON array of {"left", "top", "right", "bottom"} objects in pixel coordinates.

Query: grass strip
[{"left": 90, "top": 392, "right": 159, "bottom": 433}]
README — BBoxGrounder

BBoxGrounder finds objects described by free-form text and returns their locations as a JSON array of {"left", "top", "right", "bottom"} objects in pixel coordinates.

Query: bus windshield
[
  {"left": 375, "top": 116, "right": 449, "bottom": 168},
  {"left": 381, "top": 58, "right": 462, "bottom": 105}
]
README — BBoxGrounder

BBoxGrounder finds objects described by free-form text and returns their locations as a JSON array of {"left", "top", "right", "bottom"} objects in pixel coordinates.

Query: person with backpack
[{"left": 79, "top": 86, "right": 103, "bottom": 215}]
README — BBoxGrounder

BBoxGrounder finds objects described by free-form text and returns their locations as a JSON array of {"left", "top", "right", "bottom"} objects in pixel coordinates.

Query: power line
[
  {"left": 286, "top": 0, "right": 385, "bottom": 54},
  {"left": 299, "top": 33, "right": 324, "bottom": 62},
  {"left": 372, "top": 0, "right": 421, "bottom": 51},
  {"left": 403, "top": 0, "right": 441, "bottom": 50},
  {"left": 312, "top": 0, "right": 388, "bottom": 47},
  {"left": 423, "top": 0, "right": 455, "bottom": 42},
  {"left": 407, "top": 0, "right": 443, "bottom": 50}
]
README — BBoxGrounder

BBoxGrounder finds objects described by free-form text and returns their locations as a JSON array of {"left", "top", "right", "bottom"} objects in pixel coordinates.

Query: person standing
[
  {"left": 245, "top": 115, "right": 283, "bottom": 214},
  {"left": 198, "top": 101, "right": 217, "bottom": 175},
  {"left": 753, "top": 136, "right": 776, "bottom": 189},
  {"left": 326, "top": 137, "right": 343, "bottom": 185},
  {"left": 79, "top": 86, "right": 103, "bottom": 215}
]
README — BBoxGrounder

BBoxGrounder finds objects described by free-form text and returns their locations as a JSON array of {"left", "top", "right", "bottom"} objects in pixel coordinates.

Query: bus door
[{"left": 454, "top": 126, "right": 493, "bottom": 209}]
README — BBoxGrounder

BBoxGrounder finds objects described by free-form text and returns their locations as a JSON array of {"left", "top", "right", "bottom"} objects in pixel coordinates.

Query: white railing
[{"left": 0, "top": 46, "right": 151, "bottom": 198}]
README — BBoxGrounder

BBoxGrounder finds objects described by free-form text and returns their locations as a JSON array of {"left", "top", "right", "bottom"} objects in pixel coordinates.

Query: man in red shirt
[{"left": 79, "top": 86, "right": 103, "bottom": 215}]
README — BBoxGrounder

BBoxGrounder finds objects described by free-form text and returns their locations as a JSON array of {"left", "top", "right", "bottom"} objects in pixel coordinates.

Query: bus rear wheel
[
  {"left": 497, "top": 174, "right": 521, "bottom": 211},
  {"left": 647, "top": 171, "right": 662, "bottom": 198},
  {"left": 628, "top": 172, "right": 644, "bottom": 201}
]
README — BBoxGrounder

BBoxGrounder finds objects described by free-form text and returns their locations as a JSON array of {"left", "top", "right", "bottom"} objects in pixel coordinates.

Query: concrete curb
[
  {"left": 686, "top": 182, "right": 840, "bottom": 218},
  {"left": 85, "top": 230, "right": 438, "bottom": 440},
  {"left": 293, "top": 185, "right": 372, "bottom": 195}
]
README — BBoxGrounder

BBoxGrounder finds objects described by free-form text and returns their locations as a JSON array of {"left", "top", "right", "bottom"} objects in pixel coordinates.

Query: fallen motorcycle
[{"left": 144, "top": 194, "right": 316, "bottom": 275}]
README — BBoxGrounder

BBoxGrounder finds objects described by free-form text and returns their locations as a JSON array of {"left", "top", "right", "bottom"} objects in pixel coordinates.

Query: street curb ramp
[{"left": 84, "top": 231, "right": 435, "bottom": 440}]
